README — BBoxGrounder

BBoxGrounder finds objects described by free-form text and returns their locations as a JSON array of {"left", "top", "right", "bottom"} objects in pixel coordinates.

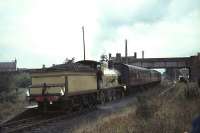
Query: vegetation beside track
[
  {"left": 0, "top": 72, "right": 31, "bottom": 122},
  {"left": 73, "top": 81, "right": 200, "bottom": 133}
]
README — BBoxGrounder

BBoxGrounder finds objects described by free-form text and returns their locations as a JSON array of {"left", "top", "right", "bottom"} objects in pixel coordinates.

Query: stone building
[{"left": 0, "top": 59, "right": 17, "bottom": 72}]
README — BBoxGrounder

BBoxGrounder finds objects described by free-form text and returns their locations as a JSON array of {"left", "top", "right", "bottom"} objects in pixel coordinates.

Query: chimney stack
[
  {"left": 142, "top": 50, "right": 144, "bottom": 59},
  {"left": 109, "top": 53, "right": 112, "bottom": 60},
  {"left": 116, "top": 53, "right": 122, "bottom": 62},
  {"left": 134, "top": 52, "right": 137, "bottom": 58}
]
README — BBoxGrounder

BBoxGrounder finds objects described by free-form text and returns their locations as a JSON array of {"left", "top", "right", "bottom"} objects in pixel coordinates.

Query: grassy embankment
[
  {"left": 0, "top": 73, "right": 31, "bottom": 122},
  {"left": 74, "top": 81, "right": 200, "bottom": 133}
]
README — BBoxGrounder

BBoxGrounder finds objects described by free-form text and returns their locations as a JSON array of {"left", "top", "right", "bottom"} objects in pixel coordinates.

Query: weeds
[{"left": 74, "top": 81, "right": 200, "bottom": 133}]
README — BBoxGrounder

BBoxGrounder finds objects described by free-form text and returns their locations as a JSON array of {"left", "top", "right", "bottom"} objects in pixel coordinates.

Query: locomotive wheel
[
  {"left": 121, "top": 90, "right": 125, "bottom": 98},
  {"left": 79, "top": 102, "right": 84, "bottom": 111},
  {"left": 100, "top": 91, "right": 106, "bottom": 105},
  {"left": 116, "top": 89, "right": 121, "bottom": 99},
  {"left": 112, "top": 90, "right": 116, "bottom": 101},
  {"left": 90, "top": 94, "right": 97, "bottom": 109},
  {"left": 108, "top": 90, "right": 113, "bottom": 102},
  {"left": 78, "top": 96, "right": 84, "bottom": 111},
  {"left": 82, "top": 95, "right": 89, "bottom": 108}
]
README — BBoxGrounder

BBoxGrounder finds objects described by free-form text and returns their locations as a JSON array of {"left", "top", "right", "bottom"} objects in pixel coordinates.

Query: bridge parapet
[
  {"left": 110, "top": 53, "right": 200, "bottom": 82},
  {"left": 112, "top": 55, "right": 191, "bottom": 69}
]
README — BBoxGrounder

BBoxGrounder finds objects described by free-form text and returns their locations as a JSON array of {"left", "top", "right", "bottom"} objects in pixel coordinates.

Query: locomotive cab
[{"left": 77, "top": 60, "right": 121, "bottom": 89}]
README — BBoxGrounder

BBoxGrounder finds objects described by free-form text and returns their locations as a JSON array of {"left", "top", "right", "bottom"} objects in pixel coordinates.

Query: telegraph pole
[{"left": 82, "top": 26, "right": 86, "bottom": 60}]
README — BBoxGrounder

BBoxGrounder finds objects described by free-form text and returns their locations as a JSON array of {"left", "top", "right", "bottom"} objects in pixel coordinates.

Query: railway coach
[{"left": 114, "top": 63, "right": 161, "bottom": 93}]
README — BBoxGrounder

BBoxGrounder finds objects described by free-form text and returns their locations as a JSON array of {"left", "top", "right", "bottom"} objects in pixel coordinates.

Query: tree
[
  {"left": 0, "top": 72, "right": 13, "bottom": 93},
  {"left": 64, "top": 57, "right": 75, "bottom": 64},
  {"left": 100, "top": 54, "right": 108, "bottom": 62},
  {"left": 0, "top": 72, "right": 31, "bottom": 94},
  {"left": 14, "top": 73, "right": 31, "bottom": 88}
]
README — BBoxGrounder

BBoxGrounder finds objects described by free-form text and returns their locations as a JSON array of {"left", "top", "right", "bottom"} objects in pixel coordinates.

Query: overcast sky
[{"left": 0, "top": 0, "right": 200, "bottom": 68}]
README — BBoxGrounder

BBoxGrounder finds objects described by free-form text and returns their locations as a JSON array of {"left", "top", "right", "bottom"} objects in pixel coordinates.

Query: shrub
[{"left": 14, "top": 73, "right": 31, "bottom": 88}]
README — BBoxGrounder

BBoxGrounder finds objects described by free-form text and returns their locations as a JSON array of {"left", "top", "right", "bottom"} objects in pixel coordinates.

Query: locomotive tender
[{"left": 27, "top": 60, "right": 161, "bottom": 110}]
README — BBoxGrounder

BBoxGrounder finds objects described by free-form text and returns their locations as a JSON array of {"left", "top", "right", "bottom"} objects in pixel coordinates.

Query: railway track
[
  {"left": 0, "top": 83, "right": 166, "bottom": 133},
  {"left": 0, "top": 107, "right": 95, "bottom": 133},
  {"left": 1, "top": 115, "right": 44, "bottom": 133},
  {"left": 158, "top": 82, "right": 175, "bottom": 97}
]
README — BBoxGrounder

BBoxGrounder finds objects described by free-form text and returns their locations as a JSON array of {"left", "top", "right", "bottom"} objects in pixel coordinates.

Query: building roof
[
  {"left": 0, "top": 61, "right": 17, "bottom": 72},
  {"left": 28, "top": 62, "right": 96, "bottom": 73}
]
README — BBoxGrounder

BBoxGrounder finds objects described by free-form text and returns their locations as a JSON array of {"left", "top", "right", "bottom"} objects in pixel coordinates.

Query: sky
[{"left": 0, "top": 0, "right": 200, "bottom": 68}]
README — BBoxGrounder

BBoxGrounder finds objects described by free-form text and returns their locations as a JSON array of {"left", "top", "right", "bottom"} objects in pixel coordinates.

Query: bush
[
  {"left": 14, "top": 73, "right": 31, "bottom": 88},
  {"left": 0, "top": 72, "right": 31, "bottom": 103},
  {"left": 0, "top": 72, "right": 15, "bottom": 93},
  {"left": 0, "top": 72, "right": 31, "bottom": 91},
  {"left": 0, "top": 72, "right": 30, "bottom": 122}
]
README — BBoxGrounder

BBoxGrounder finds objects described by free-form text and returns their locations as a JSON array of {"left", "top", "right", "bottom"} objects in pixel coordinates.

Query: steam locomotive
[{"left": 26, "top": 60, "right": 161, "bottom": 111}]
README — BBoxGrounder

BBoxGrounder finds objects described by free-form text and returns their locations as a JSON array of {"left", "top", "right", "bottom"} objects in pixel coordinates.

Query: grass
[
  {"left": 73, "top": 81, "right": 200, "bottom": 133},
  {"left": 0, "top": 89, "right": 27, "bottom": 122}
]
